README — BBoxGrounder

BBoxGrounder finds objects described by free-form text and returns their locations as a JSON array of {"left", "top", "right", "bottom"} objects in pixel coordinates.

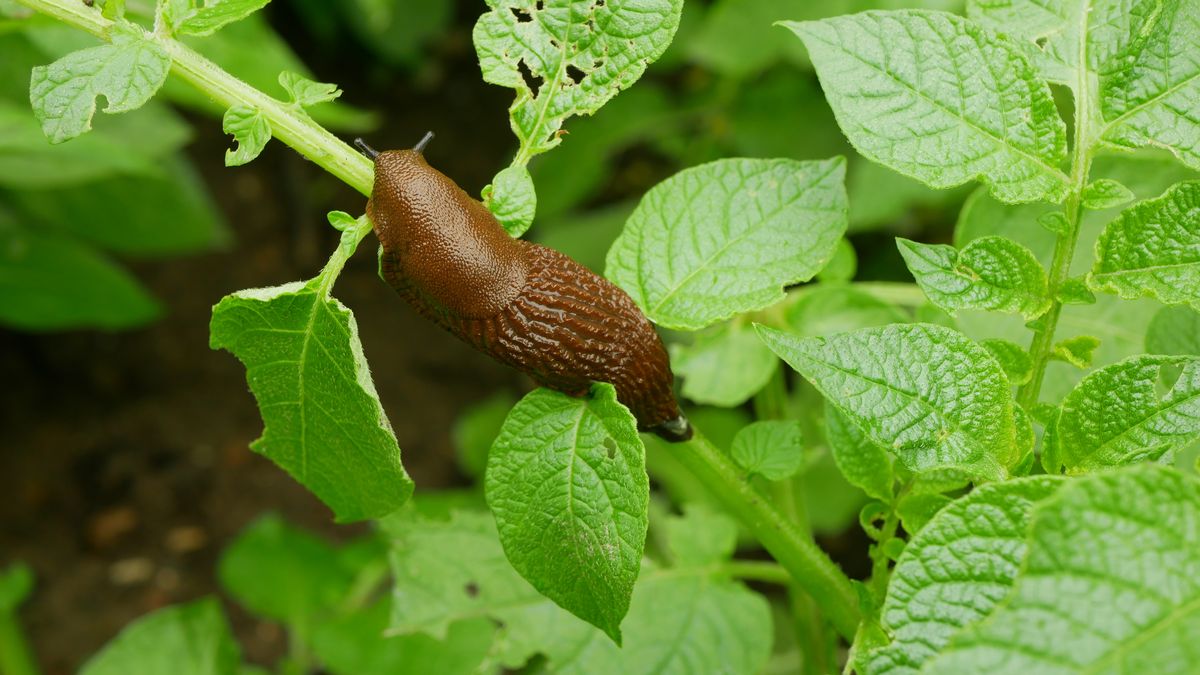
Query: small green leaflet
[
  {"left": 860, "top": 476, "right": 1063, "bottom": 675},
  {"left": 473, "top": 0, "right": 683, "bottom": 160},
  {"left": 783, "top": 285, "right": 909, "bottom": 337},
  {"left": 209, "top": 222, "right": 414, "bottom": 522},
  {"left": 79, "top": 598, "right": 242, "bottom": 675},
  {"left": 926, "top": 466, "right": 1200, "bottom": 674},
  {"left": 1049, "top": 334, "right": 1100, "bottom": 369},
  {"left": 1100, "top": 0, "right": 1200, "bottom": 171},
  {"left": 897, "top": 236, "right": 1050, "bottom": 319},
  {"left": 484, "top": 384, "right": 647, "bottom": 644},
  {"left": 894, "top": 492, "right": 951, "bottom": 535},
  {"left": 482, "top": 165, "right": 537, "bottom": 237},
  {"left": 222, "top": 105, "right": 270, "bottom": 166},
  {"left": 825, "top": 403, "right": 895, "bottom": 502},
  {"left": 278, "top": 71, "right": 342, "bottom": 108},
  {"left": 1081, "top": 178, "right": 1135, "bottom": 210},
  {"left": 0, "top": 562, "right": 33, "bottom": 613},
  {"left": 1090, "top": 181, "right": 1200, "bottom": 308},
  {"left": 981, "top": 339, "right": 1033, "bottom": 385},
  {"left": 1146, "top": 304, "right": 1200, "bottom": 356},
  {"left": 606, "top": 157, "right": 847, "bottom": 330},
  {"left": 1055, "top": 276, "right": 1095, "bottom": 305},
  {"left": 171, "top": 0, "right": 273, "bottom": 37},
  {"left": 1045, "top": 355, "right": 1200, "bottom": 473},
  {"left": 385, "top": 509, "right": 772, "bottom": 674},
  {"left": 784, "top": 10, "right": 1069, "bottom": 204},
  {"left": 731, "top": 420, "right": 805, "bottom": 481},
  {"left": 30, "top": 27, "right": 171, "bottom": 144},
  {"left": 671, "top": 321, "right": 779, "bottom": 408},
  {"left": 757, "top": 323, "right": 1017, "bottom": 481}
]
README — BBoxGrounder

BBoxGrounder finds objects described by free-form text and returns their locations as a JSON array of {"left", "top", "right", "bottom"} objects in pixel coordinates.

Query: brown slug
[{"left": 358, "top": 133, "right": 691, "bottom": 442}]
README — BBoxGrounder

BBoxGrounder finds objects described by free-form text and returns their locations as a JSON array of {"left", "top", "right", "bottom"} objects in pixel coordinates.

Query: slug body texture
[{"left": 367, "top": 149, "right": 691, "bottom": 441}]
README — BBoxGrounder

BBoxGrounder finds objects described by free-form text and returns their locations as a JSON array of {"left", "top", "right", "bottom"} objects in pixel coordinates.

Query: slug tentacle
[{"left": 363, "top": 143, "right": 690, "bottom": 441}]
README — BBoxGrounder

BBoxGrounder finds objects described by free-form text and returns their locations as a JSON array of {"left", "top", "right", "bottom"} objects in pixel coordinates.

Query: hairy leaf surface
[{"left": 898, "top": 236, "right": 1050, "bottom": 319}]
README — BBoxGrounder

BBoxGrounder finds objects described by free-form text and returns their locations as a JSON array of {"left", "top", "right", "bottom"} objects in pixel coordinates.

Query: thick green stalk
[
  {"left": 674, "top": 431, "right": 861, "bottom": 639},
  {"left": 13, "top": 0, "right": 373, "bottom": 196},
  {"left": 1017, "top": 25, "right": 1099, "bottom": 410}
]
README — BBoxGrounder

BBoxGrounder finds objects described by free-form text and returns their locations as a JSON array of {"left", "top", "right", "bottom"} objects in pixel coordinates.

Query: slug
[{"left": 358, "top": 133, "right": 691, "bottom": 442}]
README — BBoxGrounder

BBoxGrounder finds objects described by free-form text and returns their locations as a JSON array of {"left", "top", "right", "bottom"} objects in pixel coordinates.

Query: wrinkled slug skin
[{"left": 366, "top": 149, "right": 691, "bottom": 441}]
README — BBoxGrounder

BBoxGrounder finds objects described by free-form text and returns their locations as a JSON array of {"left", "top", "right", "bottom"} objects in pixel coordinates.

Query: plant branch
[
  {"left": 13, "top": 0, "right": 374, "bottom": 196},
  {"left": 673, "top": 430, "right": 861, "bottom": 640}
]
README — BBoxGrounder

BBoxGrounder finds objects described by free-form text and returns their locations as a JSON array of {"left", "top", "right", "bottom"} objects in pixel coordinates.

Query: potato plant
[{"left": 2, "top": 0, "right": 1199, "bottom": 673}]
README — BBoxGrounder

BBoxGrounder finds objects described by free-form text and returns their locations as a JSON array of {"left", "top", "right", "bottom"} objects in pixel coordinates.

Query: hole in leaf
[
  {"left": 511, "top": 7, "right": 532, "bottom": 22},
  {"left": 603, "top": 437, "right": 617, "bottom": 459},
  {"left": 566, "top": 64, "right": 587, "bottom": 84},
  {"left": 593, "top": 59, "right": 604, "bottom": 69},
  {"left": 536, "top": 0, "right": 545, "bottom": 8},
  {"left": 1035, "top": 35, "right": 1048, "bottom": 47},
  {"left": 517, "top": 59, "right": 543, "bottom": 98},
  {"left": 464, "top": 581, "right": 480, "bottom": 597},
  {"left": 595, "top": 0, "right": 605, "bottom": 6},
  {"left": 586, "top": 18, "right": 595, "bottom": 30}
]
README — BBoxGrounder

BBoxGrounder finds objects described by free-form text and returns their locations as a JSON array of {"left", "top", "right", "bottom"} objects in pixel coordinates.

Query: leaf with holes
[
  {"left": 897, "top": 237, "right": 1050, "bottom": 319},
  {"left": 606, "top": 157, "right": 847, "bottom": 330},
  {"left": 484, "top": 383, "right": 647, "bottom": 644},
  {"left": 29, "top": 26, "right": 171, "bottom": 144},
  {"left": 757, "top": 323, "right": 1017, "bottom": 481},
  {"left": 209, "top": 278, "right": 413, "bottom": 522},
  {"left": 925, "top": 466, "right": 1200, "bottom": 674},
  {"left": 860, "top": 476, "right": 1064, "bottom": 675},
  {"left": 222, "top": 105, "right": 270, "bottom": 166},
  {"left": 1090, "top": 181, "right": 1200, "bottom": 308},
  {"left": 784, "top": 10, "right": 1069, "bottom": 204},
  {"left": 1045, "top": 355, "right": 1200, "bottom": 473},
  {"left": 473, "top": 0, "right": 683, "bottom": 160}
]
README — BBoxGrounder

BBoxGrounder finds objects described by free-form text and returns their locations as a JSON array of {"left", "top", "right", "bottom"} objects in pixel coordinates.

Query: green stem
[
  {"left": 867, "top": 509, "right": 900, "bottom": 600},
  {"left": 1017, "top": 68, "right": 1098, "bottom": 410},
  {"left": 721, "top": 561, "right": 792, "bottom": 585},
  {"left": 0, "top": 612, "right": 40, "bottom": 675},
  {"left": 673, "top": 431, "right": 860, "bottom": 640},
  {"left": 13, "top": 0, "right": 374, "bottom": 196}
]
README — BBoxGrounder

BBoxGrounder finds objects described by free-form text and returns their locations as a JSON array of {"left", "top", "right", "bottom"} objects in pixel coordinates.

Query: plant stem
[
  {"left": 721, "top": 560, "right": 792, "bottom": 585},
  {"left": 1017, "top": 68, "right": 1098, "bottom": 410},
  {"left": 673, "top": 430, "right": 860, "bottom": 640},
  {"left": 0, "top": 612, "right": 40, "bottom": 675},
  {"left": 13, "top": 0, "right": 374, "bottom": 196}
]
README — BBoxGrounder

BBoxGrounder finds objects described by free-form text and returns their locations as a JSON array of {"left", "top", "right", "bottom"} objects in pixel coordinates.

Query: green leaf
[
  {"left": 1082, "top": 178, "right": 1135, "bottom": 210},
  {"left": 385, "top": 509, "right": 772, "bottom": 674},
  {"left": 730, "top": 420, "right": 805, "bottom": 481},
  {"left": 79, "top": 598, "right": 241, "bottom": 675},
  {"left": 897, "top": 237, "right": 1050, "bottom": 319},
  {"left": 312, "top": 603, "right": 493, "bottom": 675},
  {"left": 278, "top": 70, "right": 341, "bottom": 107},
  {"left": 861, "top": 476, "right": 1064, "bottom": 675},
  {"left": 784, "top": 285, "right": 909, "bottom": 337},
  {"left": 5, "top": 156, "right": 228, "bottom": 256},
  {"left": 981, "top": 339, "right": 1033, "bottom": 386},
  {"left": 1146, "top": 304, "right": 1200, "bottom": 356},
  {"left": 452, "top": 392, "right": 517, "bottom": 479},
  {"left": 0, "top": 563, "right": 33, "bottom": 613},
  {"left": 482, "top": 165, "right": 536, "bottom": 237},
  {"left": 825, "top": 403, "right": 895, "bottom": 502},
  {"left": 894, "top": 492, "right": 951, "bottom": 535},
  {"left": 818, "top": 237, "right": 857, "bottom": 283},
  {"left": 222, "top": 105, "right": 270, "bottom": 166},
  {"left": 484, "top": 384, "right": 648, "bottom": 643},
  {"left": 1055, "top": 276, "right": 1096, "bottom": 305},
  {"left": 1046, "top": 355, "right": 1200, "bottom": 473},
  {"left": 784, "top": 10, "right": 1069, "bottom": 204},
  {"left": 30, "top": 28, "right": 171, "bottom": 144},
  {"left": 218, "top": 514, "right": 355, "bottom": 625},
  {"left": 177, "top": 0, "right": 272, "bottom": 37},
  {"left": 662, "top": 503, "right": 738, "bottom": 567},
  {"left": 1090, "top": 181, "right": 1200, "bottom": 308},
  {"left": 757, "top": 323, "right": 1017, "bottom": 481},
  {"left": 209, "top": 277, "right": 413, "bottom": 522},
  {"left": 473, "top": 0, "right": 683, "bottom": 160},
  {"left": 1049, "top": 334, "right": 1100, "bottom": 369},
  {"left": 671, "top": 321, "right": 779, "bottom": 408},
  {"left": 606, "top": 157, "right": 848, "bottom": 330},
  {"left": 1100, "top": 0, "right": 1200, "bottom": 171},
  {"left": 0, "top": 223, "right": 160, "bottom": 331},
  {"left": 926, "top": 466, "right": 1200, "bottom": 674}
]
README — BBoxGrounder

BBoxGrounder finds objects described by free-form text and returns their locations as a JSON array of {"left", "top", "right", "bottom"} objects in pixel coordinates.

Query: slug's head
[{"left": 357, "top": 132, "right": 475, "bottom": 244}]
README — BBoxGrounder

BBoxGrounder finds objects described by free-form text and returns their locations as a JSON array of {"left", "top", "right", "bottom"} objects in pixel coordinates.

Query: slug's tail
[{"left": 651, "top": 414, "right": 693, "bottom": 443}]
